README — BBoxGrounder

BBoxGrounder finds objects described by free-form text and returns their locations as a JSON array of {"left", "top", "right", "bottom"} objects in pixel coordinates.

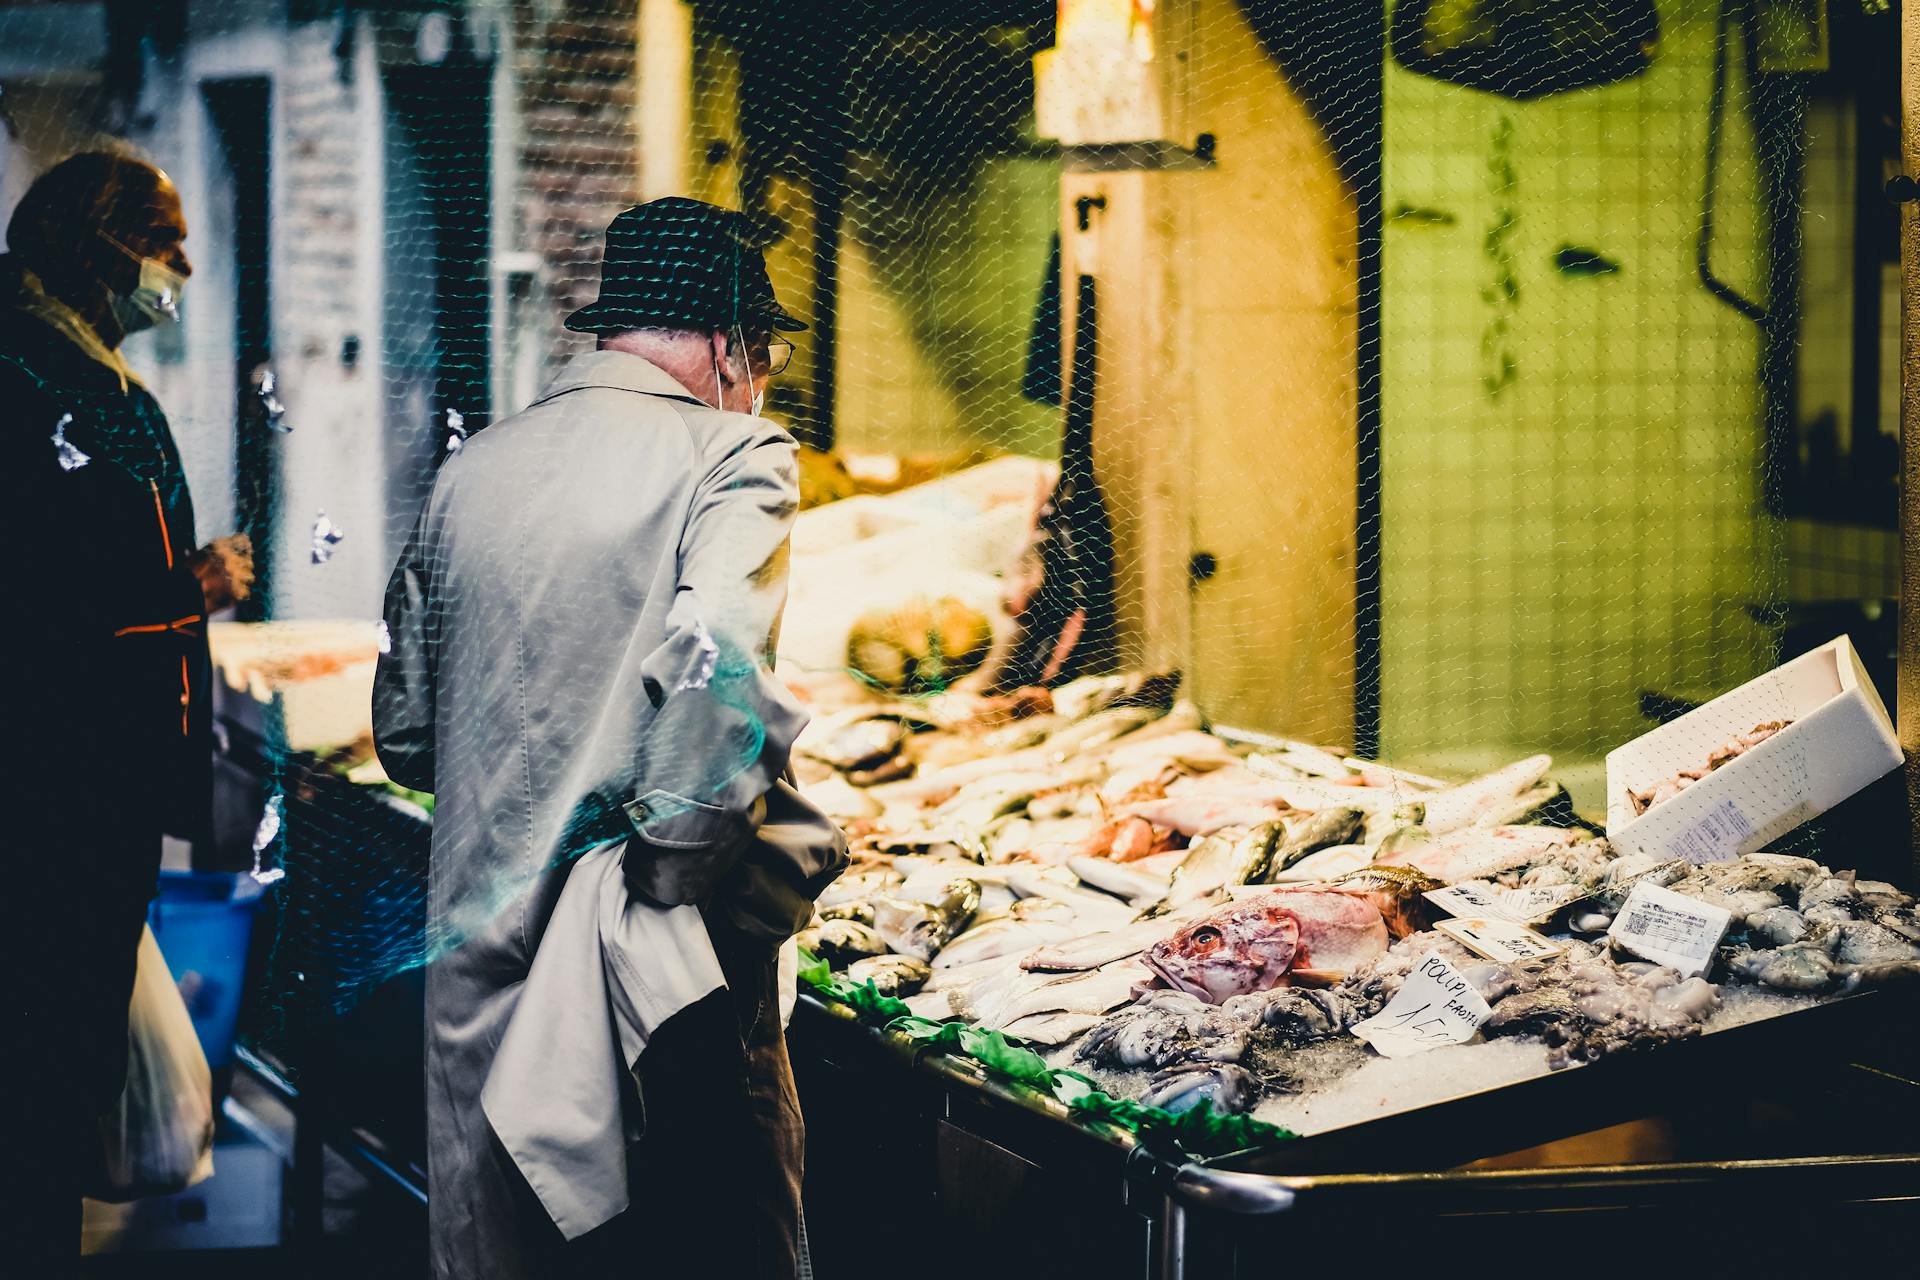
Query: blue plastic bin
[{"left": 148, "top": 871, "right": 267, "bottom": 1070}]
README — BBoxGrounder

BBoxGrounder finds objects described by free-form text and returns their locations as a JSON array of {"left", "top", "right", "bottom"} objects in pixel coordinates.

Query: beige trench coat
[{"left": 373, "top": 350, "right": 847, "bottom": 1279}]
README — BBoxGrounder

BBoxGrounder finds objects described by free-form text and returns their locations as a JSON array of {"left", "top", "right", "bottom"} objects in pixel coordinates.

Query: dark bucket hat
[{"left": 565, "top": 196, "right": 806, "bottom": 335}]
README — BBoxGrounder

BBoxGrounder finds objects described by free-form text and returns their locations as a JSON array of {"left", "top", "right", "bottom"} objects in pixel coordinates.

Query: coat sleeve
[
  {"left": 617, "top": 435, "right": 814, "bottom": 907},
  {"left": 373, "top": 502, "right": 437, "bottom": 793}
]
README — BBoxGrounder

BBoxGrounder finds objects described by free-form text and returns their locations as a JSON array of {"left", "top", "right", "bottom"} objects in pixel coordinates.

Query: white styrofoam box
[{"left": 1605, "top": 635, "right": 1902, "bottom": 864}]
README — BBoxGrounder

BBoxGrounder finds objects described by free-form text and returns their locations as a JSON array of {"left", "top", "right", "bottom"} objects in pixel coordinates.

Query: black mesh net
[{"left": 0, "top": 0, "right": 1905, "bottom": 1110}]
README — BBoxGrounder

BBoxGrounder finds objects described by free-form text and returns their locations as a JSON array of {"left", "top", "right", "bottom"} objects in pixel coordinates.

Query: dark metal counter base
[{"left": 792, "top": 995, "right": 1920, "bottom": 1280}]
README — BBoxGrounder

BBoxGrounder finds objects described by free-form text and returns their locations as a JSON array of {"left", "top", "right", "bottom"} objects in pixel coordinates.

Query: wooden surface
[{"left": 1062, "top": 0, "right": 1359, "bottom": 745}]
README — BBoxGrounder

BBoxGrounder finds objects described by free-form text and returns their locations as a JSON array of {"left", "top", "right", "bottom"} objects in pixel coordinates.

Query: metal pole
[
  {"left": 1156, "top": 1199, "right": 1186, "bottom": 1280},
  {"left": 1901, "top": 0, "right": 1920, "bottom": 880}
]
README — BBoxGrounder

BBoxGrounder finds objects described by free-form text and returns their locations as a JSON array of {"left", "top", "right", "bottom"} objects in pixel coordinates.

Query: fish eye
[{"left": 1191, "top": 926, "right": 1222, "bottom": 946}]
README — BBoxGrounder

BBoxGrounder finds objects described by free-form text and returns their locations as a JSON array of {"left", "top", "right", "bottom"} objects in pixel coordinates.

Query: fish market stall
[
  {"left": 200, "top": 472, "right": 1920, "bottom": 1274},
  {"left": 783, "top": 646, "right": 1920, "bottom": 1275}
]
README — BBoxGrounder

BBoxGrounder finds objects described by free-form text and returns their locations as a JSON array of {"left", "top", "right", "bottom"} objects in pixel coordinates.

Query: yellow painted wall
[{"left": 1063, "top": 0, "right": 1360, "bottom": 745}]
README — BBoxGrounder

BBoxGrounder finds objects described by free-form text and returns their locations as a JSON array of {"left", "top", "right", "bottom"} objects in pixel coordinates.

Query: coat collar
[{"left": 532, "top": 349, "right": 705, "bottom": 409}]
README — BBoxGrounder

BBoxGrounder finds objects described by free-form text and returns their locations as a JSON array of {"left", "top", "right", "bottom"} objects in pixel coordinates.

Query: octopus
[{"left": 1477, "top": 944, "right": 1721, "bottom": 1070}]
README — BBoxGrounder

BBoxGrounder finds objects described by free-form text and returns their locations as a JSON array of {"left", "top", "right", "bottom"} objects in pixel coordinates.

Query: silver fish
[
  {"left": 1144, "top": 823, "right": 1283, "bottom": 918},
  {"left": 1417, "top": 754, "right": 1554, "bottom": 834},
  {"left": 872, "top": 879, "right": 982, "bottom": 962},
  {"left": 846, "top": 955, "right": 932, "bottom": 998},
  {"left": 1268, "top": 808, "right": 1367, "bottom": 875},
  {"left": 819, "top": 900, "right": 876, "bottom": 926},
  {"left": 797, "top": 919, "right": 890, "bottom": 969},
  {"left": 816, "top": 717, "right": 910, "bottom": 772},
  {"left": 1022, "top": 916, "right": 1190, "bottom": 972},
  {"left": 1041, "top": 705, "right": 1158, "bottom": 760},
  {"left": 818, "top": 869, "right": 905, "bottom": 910},
  {"left": 1243, "top": 762, "right": 1416, "bottom": 815},
  {"left": 962, "top": 962, "right": 1148, "bottom": 1030},
  {"left": 934, "top": 905, "right": 1083, "bottom": 970},
  {"left": 997, "top": 1011, "right": 1107, "bottom": 1046},
  {"left": 1068, "top": 856, "right": 1172, "bottom": 907}
]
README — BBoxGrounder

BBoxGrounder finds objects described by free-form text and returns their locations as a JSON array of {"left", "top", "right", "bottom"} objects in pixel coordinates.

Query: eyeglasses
[
  {"left": 731, "top": 332, "right": 795, "bottom": 377},
  {"left": 764, "top": 336, "right": 794, "bottom": 376}
]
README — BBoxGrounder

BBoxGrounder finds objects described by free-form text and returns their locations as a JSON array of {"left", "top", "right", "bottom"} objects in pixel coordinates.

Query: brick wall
[
  {"left": 512, "top": 0, "right": 641, "bottom": 372},
  {"left": 272, "top": 16, "right": 388, "bottom": 618}
]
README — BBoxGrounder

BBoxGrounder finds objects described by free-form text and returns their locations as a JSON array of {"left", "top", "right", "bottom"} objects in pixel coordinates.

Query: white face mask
[
  {"left": 710, "top": 324, "right": 764, "bottom": 417},
  {"left": 99, "top": 230, "right": 187, "bottom": 333},
  {"left": 129, "top": 255, "right": 187, "bottom": 324}
]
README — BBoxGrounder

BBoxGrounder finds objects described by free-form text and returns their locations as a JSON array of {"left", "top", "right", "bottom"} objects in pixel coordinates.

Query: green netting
[
  {"left": 3, "top": 0, "right": 1900, "bottom": 1120},
  {"left": 797, "top": 950, "right": 1296, "bottom": 1156}
]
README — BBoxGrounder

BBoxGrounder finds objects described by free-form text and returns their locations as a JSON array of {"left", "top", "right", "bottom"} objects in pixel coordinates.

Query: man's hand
[{"left": 188, "top": 533, "right": 254, "bottom": 613}]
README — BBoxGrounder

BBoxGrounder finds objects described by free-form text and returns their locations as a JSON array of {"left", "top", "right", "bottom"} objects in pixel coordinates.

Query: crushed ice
[
  {"left": 259, "top": 370, "right": 289, "bottom": 433},
  {"left": 250, "top": 794, "right": 287, "bottom": 886},
  {"left": 51, "top": 413, "right": 89, "bottom": 471},
  {"left": 444, "top": 407, "right": 468, "bottom": 457},
  {"left": 311, "top": 510, "right": 345, "bottom": 564}
]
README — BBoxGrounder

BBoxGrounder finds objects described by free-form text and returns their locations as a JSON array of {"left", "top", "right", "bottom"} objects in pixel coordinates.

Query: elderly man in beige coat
[{"left": 375, "top": 197, "right": 847, "bottom": 1279}]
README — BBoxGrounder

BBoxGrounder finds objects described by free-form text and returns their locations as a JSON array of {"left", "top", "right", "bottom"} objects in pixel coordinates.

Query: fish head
[{"left": 1144, "top": 896, "right": 1302, "bottom": 1003}]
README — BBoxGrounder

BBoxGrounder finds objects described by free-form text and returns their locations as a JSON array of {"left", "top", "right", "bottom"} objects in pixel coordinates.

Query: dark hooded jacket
[{"left": 0, "top": 257, "right": 210, "bottom": 1108}]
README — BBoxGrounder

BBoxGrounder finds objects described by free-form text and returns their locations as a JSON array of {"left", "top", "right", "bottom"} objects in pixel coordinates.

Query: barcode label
[
  {"left": 1607, "top": 881, "right": 1732, "bottom": 977},
  {"left": 1666, "top": 797, "right": 1754, "bottom": 865},
  {"left": 1619, "top": 904, "right": 1706, "bottom": 954}
]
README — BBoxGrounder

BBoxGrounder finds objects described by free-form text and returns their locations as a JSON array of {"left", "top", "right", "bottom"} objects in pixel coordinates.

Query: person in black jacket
[{"left": 0, "top": 151, "right": 251, "bottom": 1271}]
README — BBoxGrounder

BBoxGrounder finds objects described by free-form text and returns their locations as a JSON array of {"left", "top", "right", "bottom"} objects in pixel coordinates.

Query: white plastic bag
[{"left": 87, "top": 926, "right": 215, "bottom": 1202}]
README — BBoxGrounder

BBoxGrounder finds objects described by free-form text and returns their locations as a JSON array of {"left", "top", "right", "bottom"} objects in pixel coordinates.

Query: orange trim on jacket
[
  {"left": 115, "top": 480, "right": 196, "bottom": 735},
  {"left": 149, "top": 480, "right": 174, "bottom": 569}
]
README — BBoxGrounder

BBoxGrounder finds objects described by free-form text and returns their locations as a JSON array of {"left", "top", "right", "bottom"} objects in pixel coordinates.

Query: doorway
[
  {"left": 203, "top": 76, "right": 275, "bottom": 619},
  {"left": 382, "top": 61, "right": 493, "bottom": 525}
]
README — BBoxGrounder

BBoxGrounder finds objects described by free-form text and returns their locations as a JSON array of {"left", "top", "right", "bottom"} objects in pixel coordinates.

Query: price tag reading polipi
[
  {"left": 1351, "top": 952, "right": 1492, "bottom": 1059},
  {"left": 1434, "top": 917, "right": 1564, "bottom": 964},
  {"left": 1606, "top": 880, "right": 1732, "bottom": 978}
]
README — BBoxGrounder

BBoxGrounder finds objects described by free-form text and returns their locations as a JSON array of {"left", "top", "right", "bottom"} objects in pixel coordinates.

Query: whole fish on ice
[
  {"left": 1118, "top": 796, "right": 1286, "bottom": 838},
  {"left": 934, "top": 897, "right": 1085, "bottom": 969},
  {"left": 871, "top": 879, "right": 982, "bottom": 961},
  {"left": 1021, "top": 915, "right": 1194, "bottom": 973},
  {"left": 1068, "top": 856, "right": 1172, "bottom": 907},
  {"left": 1376, "top": 824, "right": 1585, "bottom": 884},
  {"left": 1143, "top": 823, "right": 1283, "bottom": 917},
  {"left": 957, "top": 961, "right": 1149, "bottom": 1031},
  {"left": 1143, "top": 890, "right": 1388, "bottom": 1003}
]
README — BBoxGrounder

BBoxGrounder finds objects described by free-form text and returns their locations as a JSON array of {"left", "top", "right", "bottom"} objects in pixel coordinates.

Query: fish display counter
[
  {"left": 785, "top": 661, "right": 1920, "bottom": 1277},
  {"left": 197, "top": 500, "right": 1920, "bottom": 1270}
]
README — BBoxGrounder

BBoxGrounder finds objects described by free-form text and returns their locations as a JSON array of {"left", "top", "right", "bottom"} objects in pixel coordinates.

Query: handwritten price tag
[
  {"left": 1434, "top": 916, "right": 1564, "bottom": 964},
  {"left": 1351, "top": 952, "right": 1492, "bottom": 1059},
  {"left": 1425, "top": 880, "right": 1587, "bottom": 926},
  {"left": 1607, "top": 881, "right": 1731, "bottom": 978}
]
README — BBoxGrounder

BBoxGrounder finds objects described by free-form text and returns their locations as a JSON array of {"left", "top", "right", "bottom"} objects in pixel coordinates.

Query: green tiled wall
[{"left": 1380, "top": 0, "right": 1785, "bottom": 803}]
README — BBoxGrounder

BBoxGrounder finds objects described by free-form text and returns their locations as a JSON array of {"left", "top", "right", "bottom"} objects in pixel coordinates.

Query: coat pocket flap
[{"left": 623, "top": 788, "right": 731, "bottom": 850}]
